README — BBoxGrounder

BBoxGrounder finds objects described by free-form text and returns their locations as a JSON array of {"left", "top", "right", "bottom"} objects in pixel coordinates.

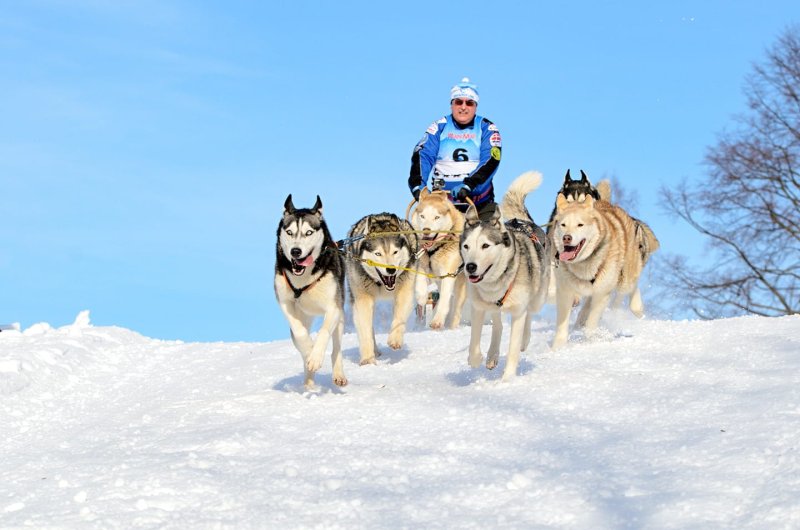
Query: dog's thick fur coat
[
  {"left": 460, "top": 171, "right": 547, "bottom": 380},
  {"left": 274, "top": 195, "right": 347, "bottom": 388},
  {"left": 551, "top": 193, "right": 659, "bottom": 349},
  {"left": 346, "top": 213, "right": 418, "bottom": 365},
  {"left": 411, "top": 188, "right": 467, "bottom": 329}
]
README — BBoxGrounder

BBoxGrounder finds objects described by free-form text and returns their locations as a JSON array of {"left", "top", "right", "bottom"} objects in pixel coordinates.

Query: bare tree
[{"left": 662, "top": 25, "right": 800, "bottom": 317}]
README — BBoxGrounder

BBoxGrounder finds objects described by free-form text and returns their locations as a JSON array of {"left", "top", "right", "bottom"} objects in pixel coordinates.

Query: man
[{"left": 408, "top": 77, "right": 502, "bottom": 221}]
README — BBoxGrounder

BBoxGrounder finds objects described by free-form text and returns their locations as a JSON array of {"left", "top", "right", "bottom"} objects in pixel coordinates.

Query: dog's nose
[
  {"left": 562, "top": 235, "right": 572, "bottom": 245},
  {"left": 290, "top": 248, "right": 302, "bottom": 258},
  {"left": 466, "top": 263, "right": 477, "bottom": 274},
  {"left": 385, "top": 268, "right": 396, "bottom": 275}
]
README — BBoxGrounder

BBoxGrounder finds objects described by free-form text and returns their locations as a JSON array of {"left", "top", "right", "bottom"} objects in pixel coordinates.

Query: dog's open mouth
[
  {"left": 468, "top": 265, "right": 492, "bottom": 284},
  {"left": 290, "top": 254, "right": 315, "bottom": 275},
  {"left": 378, "top": 271, "right": 397, "bottom": 291},
  {"left": 421, "top": 234, "right": 440, "bottom": 250},
  {"left": 559, "top": 239, "right": 586, "bottom": 262}
]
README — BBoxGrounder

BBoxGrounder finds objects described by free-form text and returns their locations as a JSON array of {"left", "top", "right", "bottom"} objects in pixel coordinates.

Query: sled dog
[
  {"left": 545, "top": 170, "right": 610, "bottom": 303},
  {"left": 551, "top": 192, "right": 660, "bottom": 349},
  {"left": 460, "top": 171, "right": 548, "bottom": 380},
  {"left": 274, "top": 195, "right": 347, "bottom": 388},
  {"left": 410, "top": 188, "right": 467, "bottom": 329},
  {"left": 346, "top": 213, "right": 418, "bottom": 365}
]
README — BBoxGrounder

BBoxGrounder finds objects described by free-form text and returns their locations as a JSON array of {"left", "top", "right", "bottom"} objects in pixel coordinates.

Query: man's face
[{"left": 451, "top": 98, "right": 477, "bottom": 125}]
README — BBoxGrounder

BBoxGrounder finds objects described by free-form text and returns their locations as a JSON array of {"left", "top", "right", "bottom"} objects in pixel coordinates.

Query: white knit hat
[{"left": 450, "top": 77, "right": 479, "bottom": 103}]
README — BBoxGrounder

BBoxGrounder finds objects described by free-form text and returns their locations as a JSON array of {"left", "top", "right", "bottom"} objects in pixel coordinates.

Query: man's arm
[
  {"left": 463, "top": 119, "right": 501, "bottom": 190},
  {"left": 408, "top": 120, "right": 443, "bottom": 196}
]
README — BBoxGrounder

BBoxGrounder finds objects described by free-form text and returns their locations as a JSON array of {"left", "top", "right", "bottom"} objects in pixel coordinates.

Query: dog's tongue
[
  {"left": 559, "top": 248, "right": 579, "bottom": 262},
  {"left": 297, "top": 255, "right": 314, "bottom": 267}
]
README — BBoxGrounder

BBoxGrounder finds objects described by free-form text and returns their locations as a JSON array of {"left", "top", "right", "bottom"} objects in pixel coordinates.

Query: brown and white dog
[
  {"left": 551, "top": 192, "right": 659, "bottom": 349},
  {"left": 411, "top": 188, "right": 467, "bottom": 329}
]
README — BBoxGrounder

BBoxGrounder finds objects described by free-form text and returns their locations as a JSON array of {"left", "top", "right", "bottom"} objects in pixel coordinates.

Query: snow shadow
[
  {"left": 341, "top": 344, "right": 412, "bottom": 366},
  {"left": 272, "top": 373, "right": 347, "bottom": 396},
  {"left": 445, "top": 357, "right": 536, "bottom": 386}
]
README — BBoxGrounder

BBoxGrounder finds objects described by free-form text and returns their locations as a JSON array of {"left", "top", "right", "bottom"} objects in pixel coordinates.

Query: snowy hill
[{"left": 2, "top": 311, "right": 799, "bottom": 529}]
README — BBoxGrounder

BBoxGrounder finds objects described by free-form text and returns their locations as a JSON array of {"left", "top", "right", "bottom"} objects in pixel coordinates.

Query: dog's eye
[
  {"left": 434, "top": 216, "right": 440, "bottom": 220},
  {"left": 374, "top": 252, "right": 382, "bottom": 257},
  {"left": 305, "top": 230, "right": 314, "bottom": 236},
  {"left": 577, "top": 224, "right": 583, "bottom": 228},
  {"left": 285, "top": 230, "right": 293, "bottom": 236},
  {"left": 481, "top": 243, "right": 490, "bottom": 249},
  {"left": 463, "top": 244, "right": 469, "bottom": 250}
]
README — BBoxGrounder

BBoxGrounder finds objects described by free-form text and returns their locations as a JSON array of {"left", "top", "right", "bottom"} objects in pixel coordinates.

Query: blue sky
[{"left": 2, "top": 1, "right": 798, "bottom": 342}]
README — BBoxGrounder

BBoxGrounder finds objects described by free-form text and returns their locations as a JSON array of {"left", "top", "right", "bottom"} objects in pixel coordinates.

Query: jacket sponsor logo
[
  {"left": 488, "top": 123, "right": 498, "bottom": 132},
  {"left": 445, "top": 132, "right": 477, "bottom": 141},
  {"left": 491, "top": 146, "right": 501, "bottom": 160},
  {"left": 490, "top": 133, "right": 502, "bottom": 147}
]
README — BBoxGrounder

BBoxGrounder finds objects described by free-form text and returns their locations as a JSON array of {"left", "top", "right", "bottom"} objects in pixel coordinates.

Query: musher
[{"left": 408, "top": 77, "right": 502, "bottom": 221}]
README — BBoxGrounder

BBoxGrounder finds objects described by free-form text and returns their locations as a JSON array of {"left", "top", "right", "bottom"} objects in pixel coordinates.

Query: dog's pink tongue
[
  {"left": 559, "top": 248, "right": 579, "bottom": 262},
  {"left": 298, "top": 255, "right": 314, "bottom": 267}
]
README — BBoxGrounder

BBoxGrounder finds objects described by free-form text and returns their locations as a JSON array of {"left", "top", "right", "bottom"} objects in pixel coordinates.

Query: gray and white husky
[
  {"left": 274, "top": 195, "right": 347, "bottom": 389},
  {"left": 345, "top": 213, "right": 418, "bottom": 365},
  {"left": 460, "top": 171, "right": 548, "bottom": 380}
]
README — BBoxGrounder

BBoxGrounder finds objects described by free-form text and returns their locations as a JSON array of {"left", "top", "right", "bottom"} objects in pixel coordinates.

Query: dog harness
[
  {"left": 495, "top": 280, "right": 514, "bottom": 307},
  {"left": 282, "top": 269, "right": 327, "bottom": 299},
  {"left": 504, "top": 219, "right": 544, "bottom": 249}
]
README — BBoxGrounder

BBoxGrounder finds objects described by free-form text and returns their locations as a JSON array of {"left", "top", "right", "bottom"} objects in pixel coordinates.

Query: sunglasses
[{"left": 452, "top": 99, "right": 476, "bottom": 107}]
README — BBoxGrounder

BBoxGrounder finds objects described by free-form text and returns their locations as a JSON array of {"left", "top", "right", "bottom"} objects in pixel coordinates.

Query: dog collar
[{"left": 495, "top": 280, "right": 514, "bottom": 307}]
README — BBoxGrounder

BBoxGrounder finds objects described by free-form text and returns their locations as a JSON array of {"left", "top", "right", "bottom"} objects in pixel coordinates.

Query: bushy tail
[
  {"left": 500, "top": 170, "right": 543, "bottom": 221},
  {"left": 597, "top": 179, "right": 611, "bottom": 201},
  {"left": 636, "top": 219, "right": 660, "bottom": 264}
]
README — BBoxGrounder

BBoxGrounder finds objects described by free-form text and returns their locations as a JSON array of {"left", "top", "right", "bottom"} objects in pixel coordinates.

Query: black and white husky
[
  {"left": 460, "top": 171, "right": 548, "bottom": 380},
  {"left": 274, "top": 195, "right": 347, "bottom": 389}
]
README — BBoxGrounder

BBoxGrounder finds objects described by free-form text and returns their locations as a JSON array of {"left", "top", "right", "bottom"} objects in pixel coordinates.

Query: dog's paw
[
  {"left": 468, "top": 353, "right": 483, "bottom": 368},
  {"left": 486, "top": 357, "right": 498, "bottom": 370},
  {"left": 333, "top": 372, "right": 348, "bottom": 387},
  {"left": 429, "top": 317, "right": 445, "bottom": 330},
  {"left": 306, "top": 355, "right": 323, "bottom": 373},
  {"left": 501, "top": 371, "right": 517, "bottom": 383},
  {"left": 359, "top": 356, "right": 377, "bottom": 366},
  {"left": 387, "top": 335, "right": 404, "bottom": 350}
]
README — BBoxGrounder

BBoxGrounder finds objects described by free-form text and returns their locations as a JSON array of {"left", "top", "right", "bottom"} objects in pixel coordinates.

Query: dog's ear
[
  {"left": 490, "top": 206, "right": 502, "bottom": 227},
  {"left": 311, "top": 195, "right": 323, "bottom": 215},
  {"left": 563, "top": 169, "right": 572, "bottom": 183},
  {"left": 556, "top": 193, "right": 569, "bottom": 211},
  {"left": 580, "top": 170, "right": 590, "bottom": 184},
  {"left": 585, "top": 195, "right": 595, "bottom": 208},
  {"left": 465, "top": 205, "right": 480, "bottom": 226},
  {"left": 420, "top": 187, "right": 430, "bottom": 199},
  {"left": 284, "top": 194, "right": 296, "bottom": 213},
  {"left": 502, "top": 232, "right": 511, "bottom": 247}
]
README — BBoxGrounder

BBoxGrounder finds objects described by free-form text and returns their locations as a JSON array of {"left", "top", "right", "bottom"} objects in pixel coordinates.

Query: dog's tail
[
  {"left": 500, "top": 170, "right": 543, "bottom": 221},
  {"left": 597, "top": 179, "right": 611, "bottom": 202}
]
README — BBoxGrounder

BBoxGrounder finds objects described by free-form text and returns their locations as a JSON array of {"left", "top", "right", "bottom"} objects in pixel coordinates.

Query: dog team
[
  {"left": 274, "top": 78, "right": 659, "bottom": 388},
  {"left": 274, "top": 169, "right": 659, "bottom": 388}
]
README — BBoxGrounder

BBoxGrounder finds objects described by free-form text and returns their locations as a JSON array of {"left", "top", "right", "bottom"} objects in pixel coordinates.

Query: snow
[{"left": 2, "top": 310, "right": 799, "bottom": 528}]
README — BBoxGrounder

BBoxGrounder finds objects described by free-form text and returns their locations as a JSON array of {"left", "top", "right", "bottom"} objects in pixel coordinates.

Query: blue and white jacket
[{"left": 408, "top": 114, "right": 502, "bottom": 206}]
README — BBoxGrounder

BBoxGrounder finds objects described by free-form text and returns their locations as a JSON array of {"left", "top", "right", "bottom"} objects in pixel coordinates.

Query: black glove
[
  {"left": 452, "top": 184, "right": 471, "bottom": 201},
  {"left": 412, "top": 186, "right": 421, "bottom": 201}
]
